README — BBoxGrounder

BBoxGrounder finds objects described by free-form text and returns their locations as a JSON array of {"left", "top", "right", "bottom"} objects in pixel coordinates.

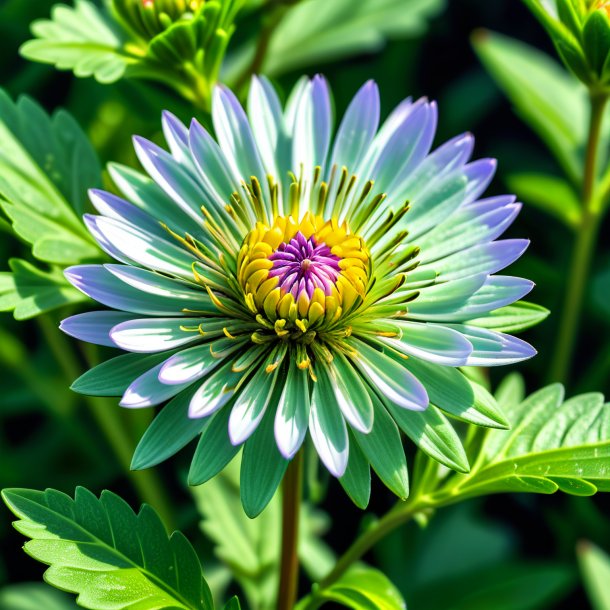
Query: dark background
[{"left": 1, "top": 0, "right": 609, "bottom": 608}]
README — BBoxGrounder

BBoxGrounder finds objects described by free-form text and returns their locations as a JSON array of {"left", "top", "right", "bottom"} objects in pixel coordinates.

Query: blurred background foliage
[{"left": 1, "top": 0, "right": 610, "bottom": 609}]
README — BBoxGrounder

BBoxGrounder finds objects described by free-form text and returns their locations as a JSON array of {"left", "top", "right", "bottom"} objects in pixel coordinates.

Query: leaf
[
  {"left": 2, "top": 486, "right": 214, "bottom": 610},
  {"left": 578, "top": 542, "right": 610, "bottom": 610},
  {"left": 193, "top": 456, "right": 335, "bottom": 610},
  {"left": 222, "top": 599, "right": 242, "bottom": 610},
  {"left": 506, "top": 172, "right": 581, "bottom": 228},
  {"left": 0, "top": 87, "right": 103, "bottom": 318},
  {"left": 20, "top": 0, "right": 135, "bottom": 84},
  {"left": 473, "top": 29, "right": 588, "bottom": 181},
  {"left": 0, "top": 259, "right": 87, "bottom": 320},
  {"left": 439, "top": 384, "right": 610, "bottom": 502},
  {"left": 466, "top": 301, "right": 550, "bottom": 333},
  {"left": 228, "top": 0, "right": 445, "bottom": 78},
  {"left": 0, "top": 583, "right": 78, "bottom": 610},
  {"left": 299, "top": 566, "right": 406, "bottom": 610}
]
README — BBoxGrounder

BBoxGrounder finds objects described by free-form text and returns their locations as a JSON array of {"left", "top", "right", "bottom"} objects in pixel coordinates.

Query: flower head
[{"left": 62, "top": 76, "right": 536, "bottom": 506}]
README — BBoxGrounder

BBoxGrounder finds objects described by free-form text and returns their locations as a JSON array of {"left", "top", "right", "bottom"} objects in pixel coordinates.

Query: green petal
[
  {"left": 189, "top": 406, "right": 240, "bottom": 486},
  {"left": 354, "top": 392, "right": 409, "bottom": 500},
  {"left": 384, "top": 401, "right": 470, "bottom": 473},
  {"left": 241, "top": 405, "right": 289, "bottom": 518},
  {"left": 339, "top": 434, "right": 371, "bottom": 509}
]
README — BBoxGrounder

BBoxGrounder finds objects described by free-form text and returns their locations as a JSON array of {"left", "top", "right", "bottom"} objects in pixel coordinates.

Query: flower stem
[
  {"left": 37, "top": 315, "right": 175, "bottom": 528},
  {"left": 548, "top": 92, "right": 608, "bottom": 385},
  {"left": 278, "top": 449, "right": 303, "bottom": 610}
]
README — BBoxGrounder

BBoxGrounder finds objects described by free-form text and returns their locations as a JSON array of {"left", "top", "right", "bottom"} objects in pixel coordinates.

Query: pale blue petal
[
  {"left": 110, "top": 318, "right": 205, "bottom": 353},
  {"left": 60, "top": 311, "right": 136, "bottom": 347},
  {"left": 120, "top": 361, "right": 191, "bottom": 408}
]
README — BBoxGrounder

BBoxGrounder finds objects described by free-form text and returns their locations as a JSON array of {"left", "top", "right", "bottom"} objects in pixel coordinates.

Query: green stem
[
  {"left": 548, "top": 92, "right": 608, "bottom": 385},
  {"left": 37, "top": 316, "right": 175, "bottom": 528},
  {"left": 318, "top": 497, "right": 431, "bottom": 591},
  {"left": 278, "top": 450, "right": 303, "bottom": 610}
]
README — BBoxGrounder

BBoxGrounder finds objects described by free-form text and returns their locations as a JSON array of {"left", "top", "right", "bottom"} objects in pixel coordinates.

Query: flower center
[
  {"left": 268, "top": 232, "right": 341, "bottom": 300},
  {"left": 237, "top": 213, "right": 370, "bottom": 334}
]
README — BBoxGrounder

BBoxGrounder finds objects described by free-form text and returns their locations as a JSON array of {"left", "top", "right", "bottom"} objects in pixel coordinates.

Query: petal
[
  {"left": 328, "top": 352, "right": 374, "bottom": 433},
  {"left": 133, "top": 136, "right": 208, "bottom": 226},
  {"left": 84, "top": 214, "right": 196, "bottom": 280},
  {"left": 292, "top": 75, "right": 333, "bottom": 171},
  {"left": 120, "top": 362, "right": 191, "bottom": 408},
  {"left": 378, "top": 321, "right": 473, "bottom": 366},
  {"left": 446, "top": 324, "right": 537, "bottom": 366},
  {"left": 108, "top": 163, "right": 203, "bottom": 236},
  {"left": 329, "top": 80, "right": 380, "bottom": 179},
  {"left": 228, "top": 350, "right": 282, "bottom": 445},
  {"left": 417, "top": 199, "right": 521, "bottom": 262},
  {"left": 110, "top": 318, "right": 205, "bottom": 353},
  {"left": 348, "top": 338, "right": 429, "bottom": 411},
  {"left": 309, "top": 368, "right": 349, "bottom": 477},
  {"left": 60, "top": 311, "right": 136, "bottom": 347},
  {"left": 419, "top": 239, "right": 530, "bottom": 281},
  {"left": 274, "top": 358, "right": 311, "bottom": 459},
  {"left": 189, "top": 360, "right": 238, "bottom": 418},
  {"left": 65, "top": 265, "right": 210, "bottom": 316},
  {"left": 158, "top": 339, "right": 243, "bottom": 385}
]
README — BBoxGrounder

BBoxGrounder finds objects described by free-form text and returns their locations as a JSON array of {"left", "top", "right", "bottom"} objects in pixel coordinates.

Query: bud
[{"left": 113, "top": 0, "right": 206, "bottom": 40}]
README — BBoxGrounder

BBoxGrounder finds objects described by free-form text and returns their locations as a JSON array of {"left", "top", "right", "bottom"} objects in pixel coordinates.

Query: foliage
[
  {"left": 1, "top": 487, "right": 222, "bottom": 610},
  {"left": 578, "top": 542, "right": 610, "bottom": 610}
]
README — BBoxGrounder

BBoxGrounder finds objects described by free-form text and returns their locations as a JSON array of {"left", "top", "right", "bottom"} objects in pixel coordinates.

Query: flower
[{"left": 62, "top": 76, "right": 536, "bottom": 506}]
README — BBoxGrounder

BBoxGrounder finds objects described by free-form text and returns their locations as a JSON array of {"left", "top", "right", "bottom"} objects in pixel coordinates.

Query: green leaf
[
  {"left": 193, "top": 457, "right": 335, "bottom": 610},
  {"left": 439, "top": 384, "right": 610, "bottom": 501},
  {"left": 0, "top": 583, "right": 77, "bottom": 610},
  {"left": 339, "top": 435, "right": 372, "bottom": 509},
  {"left": 466, "top": 301, "right": 550, "bottom": 333},
  {"left": 0, "top": 259, "right": 87, "bottom": 320},
  {"left": 473, "top": 29, "right": 588, "bottom": 181},
  {"left": 300, "top": 566, "right": 406, "bottom": 610},
  {"left": 506, "top": 172, "right": 581, "bottom": 228},
  {"left": 21, "top": 0, "right": 134, "bottom": 84},
  {"left": 228, "top": 0, "right": 444, "bottom": 79},
  {"left": 2, "top": 486, "right": 214, "bottom": 610},
  {"left": 578, "top": 542, "right": 610, "bottom": 610},
  {"left": 222, "top": 598, "right": 242, "bottom": 610}
]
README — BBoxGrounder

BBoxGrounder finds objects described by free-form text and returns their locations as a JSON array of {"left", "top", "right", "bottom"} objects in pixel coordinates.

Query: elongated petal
[
  {"left": 189, "top": 360, "right": 238, "bottom": 418},
  {"left": 446, "top": 324, "right": 537, "bottom": 366},
  {"left": 274, "top": 359, "right": 311, "bottom": 459},
  {"left": 379, "top": 321, "right": 473, "bottom": 366},
  {"left": 120, "top": 362, "right": 191, "bottom": 408},
  {"left": 110, "top": 318, "right": 205, "bottom": 353},
  {"left": 309, "top": 367, "right": 349, "bottom": 477},
  {"left": 348, "top": 338, "right": 429, "bottom": 411},
  {"left": 60, "top": 311, "right": 136, "bottom": 347}
]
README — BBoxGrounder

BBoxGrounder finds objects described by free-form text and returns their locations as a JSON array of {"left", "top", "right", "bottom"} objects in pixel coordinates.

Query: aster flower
[{"left": 62, "top": 76, "right": 536, "bottom": 509}]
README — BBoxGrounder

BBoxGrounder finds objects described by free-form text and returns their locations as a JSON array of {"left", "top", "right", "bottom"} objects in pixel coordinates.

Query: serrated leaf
[
  {"left": 21, "top": 0, "right": 134, "bottom": 84},
  {"left": 227, "top": 0, "right": 444, "bottom": 79},
  {"left": 193, "top": 456, "right": 335, "bottom": 610},
  {"left": 1, "top": 487, "right": 214, "bottom": 610},
  {"left": 439, "top": 384, "right": 610, "bottom": 501},
  {"left": 0, "top": 259, "right": 87, "bottom": 320},
  {"left": 578, "top": 542, "right": 610, "bottom": 610},
  {"left": 467, "top": 301, "right": 550, "bottom": 333},
  {"left": 298, "top": 566, "right": 405, "bottom": 610},
  {"left": 506, "top": 172, "right": 581, "bottom": 228},
  {"left": 473, "top": 29, "right": 587, "bottom": 181}
]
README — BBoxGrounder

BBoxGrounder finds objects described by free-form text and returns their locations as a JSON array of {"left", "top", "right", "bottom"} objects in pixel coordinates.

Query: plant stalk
[
  {"left": 548, "top": 92, "right": 608, "bottom": 385},
  {"left": 277, "top": 450, "right": 303, "bottom": 610}
]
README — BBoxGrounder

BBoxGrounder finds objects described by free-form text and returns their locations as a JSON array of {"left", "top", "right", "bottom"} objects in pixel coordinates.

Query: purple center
[{"left": 268, "top": 232, "right": 341, "bottom": 299}]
